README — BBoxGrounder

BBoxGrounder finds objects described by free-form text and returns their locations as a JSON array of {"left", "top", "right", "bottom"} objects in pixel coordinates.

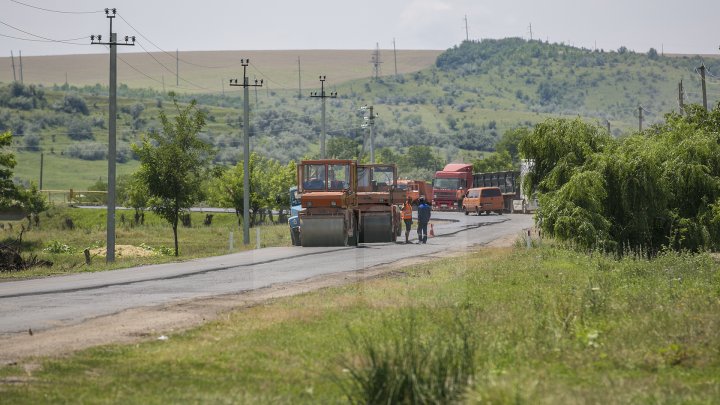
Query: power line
[
  {"left": 0, "top": 18, "right": 90, "bottom": 45},
  {"left": 0, "top": 32, "right": 89, "bottom": 43},
  {"left": 9, "top": 0, "right": 104, "bottom": 14},
  {"left": 116, "top": 13, "right": 246, "bottom": 70}
]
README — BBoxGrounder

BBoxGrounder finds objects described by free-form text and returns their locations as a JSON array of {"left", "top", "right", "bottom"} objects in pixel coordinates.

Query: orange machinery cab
[
  {"left": 463, "top": 187, "right": 504, "bottom": 216},
  {"left": 298, "top": 159, "right": 357, "bottom": 209},
  {"left": 357, "top": 164, "right": 405, "bottom": 204}
]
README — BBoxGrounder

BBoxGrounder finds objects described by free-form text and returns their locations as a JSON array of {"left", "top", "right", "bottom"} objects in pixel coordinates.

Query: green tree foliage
[
  {"left": 132, "top": 96, "right": 212, "bottom": 256},
  {"left": 471, "top": 151, "right": 514, "bottom": 173},
  {"left": 521, "top": 105, "right": 720, "bottom": 254},
  {"left": 207, "top": 153, "right": 295, "bottom": 226},
  {"left": 327, "top": 137, "right": 359, "bottom": 160},
  {"left": 0, "top": 131, "right": 48, "bottom": 219},
  {"left": 496, "top": 127, "right": 530, "bottom": 163},
  {"left": 0, "top": 131, "right": 19, "bottom": 208},
  {"left": 0, "top": 82, "right": 46, "bottom": 110}
]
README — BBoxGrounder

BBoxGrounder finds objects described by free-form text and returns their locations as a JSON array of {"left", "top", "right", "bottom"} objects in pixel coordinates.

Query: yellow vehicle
[{"left": 462, "top": 187, "right": 504, "bottom": 216}]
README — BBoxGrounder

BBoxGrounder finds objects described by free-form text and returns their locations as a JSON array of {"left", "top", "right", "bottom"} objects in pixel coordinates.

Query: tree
[
  {"left": 132, "top": 96, "right": 212, "bottom": 256},
  {"left": 496, "top": 127, "right": 530, "bottom": 163},
  {"left": 471, "top": 151, "right": 514, "bottom": 173},
  {"left": 0, "top": 131, "right": 19, "bottom": 208},
  {"left": 327, "top": 137, "right": 359, "bottom": 160}
]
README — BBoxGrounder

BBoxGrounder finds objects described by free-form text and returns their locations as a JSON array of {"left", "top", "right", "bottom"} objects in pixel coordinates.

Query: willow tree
[
  {"left": 521, "top": 105, "right": 720, "bottom": 255},
  {"left": 132, "top": 96, "right": 213, "bottom": 256}
]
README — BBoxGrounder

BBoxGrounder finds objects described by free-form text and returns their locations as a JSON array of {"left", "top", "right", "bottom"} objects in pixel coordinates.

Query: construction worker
[
  {"left": 401, "top": 196, "right": 413, "bottom": 244},
  {"left": 416, "top": 196, "right": 432, "bottom": 244},
  {"left": 456, "top": 187, "right": 465, "bottom": 211}
]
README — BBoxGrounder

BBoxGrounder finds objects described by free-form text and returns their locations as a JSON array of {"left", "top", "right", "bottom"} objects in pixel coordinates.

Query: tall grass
[{"left": 340, "top": 310, "right": 477, "bottom": 404}]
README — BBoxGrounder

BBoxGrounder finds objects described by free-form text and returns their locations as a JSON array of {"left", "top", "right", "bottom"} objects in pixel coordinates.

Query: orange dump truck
[{"left": 396, "top": 179, "right": 433, "bottom": 205}]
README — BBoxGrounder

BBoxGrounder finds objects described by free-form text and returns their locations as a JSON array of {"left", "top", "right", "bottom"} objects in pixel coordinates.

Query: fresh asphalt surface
[{"left": 0, "top": 212, "right": 533, "bottom": 335}]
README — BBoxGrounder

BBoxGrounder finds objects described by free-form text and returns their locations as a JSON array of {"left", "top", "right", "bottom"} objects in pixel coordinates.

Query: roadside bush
[
  {"left": 23, "top": 133, "right": 40, "bottom": 151},
  {"left": 67, "top": 118, "right": 94, "bottom": 141},
  {"left": 65, "top": 142, "right": 106, "bottom": 160},
  {"left": 57, "top": 93, "right": 89, "bottom": 115}
]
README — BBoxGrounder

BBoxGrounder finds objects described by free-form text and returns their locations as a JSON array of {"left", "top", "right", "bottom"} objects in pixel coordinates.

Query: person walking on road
[
  {"left": 401, "top": 196, "right": 414, "bottom": 244},
  {"left": 416, "top": 196, "right": 432, "bottom": 244}
]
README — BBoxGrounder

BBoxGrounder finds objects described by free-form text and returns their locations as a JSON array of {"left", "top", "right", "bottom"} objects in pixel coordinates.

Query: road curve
[{"left": 0, "top": 212, "right": 534, "bottom": 335}]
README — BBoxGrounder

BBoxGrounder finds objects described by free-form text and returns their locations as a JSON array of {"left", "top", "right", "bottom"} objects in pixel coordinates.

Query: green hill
[{"left": 3, "top": 38, "right": 720, "bottom": 190}]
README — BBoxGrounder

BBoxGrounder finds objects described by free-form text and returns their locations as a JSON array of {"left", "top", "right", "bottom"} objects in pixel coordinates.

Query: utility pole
[
  {"left": 176, "top": 49, "right": 179, "bottom": 86},
  {"left": 91, "top": 8, "right": 135, "bottom": 263},
  {"left": 606, "top": 120, "right": 611, "bottom": 135},
  {"left": 528, "top": 23, "right": 533, "bottom": 40},
  {"left": 464, "top": 15, "right": 469, "bottom": 41},
  {"left": 393, "top": 38, "right": 398, "bottom": 77},
  {"left": 18, "top": 50, "right": 23, "bottom": 84},
  {"left": 370, "top": 43, "right": 382, "bottom": 80},
  {"left": 310, "top": 76, "right": 337, "bottom": 159},
  {"left": 297, "top": 57, "right": 302, "bottom": 100},
  {"left": 162, "top": 74, "right": 165, "bottom": 93},
  {"left": 229, "top": 59, "right": 263, "bottom": 246},
  {"left": 10, "top": 51, "right": 16, "bottom": 82},
  {"left": 361, "top": 105, "right": 378, "bottom": 163},
  {"left": 221, "top": 78, "right": 225, "bottom": 97},
  {"left": 638, "top": 105, "right": 643, "bottom": 132},
  {"left": 39, "top": 153, "right": 44, "bottom": 190},
  {"left": 699, "top": 64, "right": 707, "bottom": 111},
  {"left": 678, "top": 80, "right": 684, "bottom": 115}
]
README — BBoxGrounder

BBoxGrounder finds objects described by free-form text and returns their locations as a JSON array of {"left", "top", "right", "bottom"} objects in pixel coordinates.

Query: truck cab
[{"left": 432, "top": 163, "right": 473, "bottom": 211}]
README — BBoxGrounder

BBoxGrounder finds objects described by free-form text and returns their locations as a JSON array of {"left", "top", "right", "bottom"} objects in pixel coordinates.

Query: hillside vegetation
[{"left": 2, "top": 38, "right": 720, "bottom": 190}]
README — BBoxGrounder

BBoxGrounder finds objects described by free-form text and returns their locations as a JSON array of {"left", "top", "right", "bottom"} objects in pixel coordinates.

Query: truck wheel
[{"left": 464, "top": 207, "right": 469, "bottom": 216}]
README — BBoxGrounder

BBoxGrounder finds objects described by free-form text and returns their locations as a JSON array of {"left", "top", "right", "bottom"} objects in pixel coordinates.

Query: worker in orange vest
[{"left": 401, "top": 196, "right": 414, "bottom": 244}]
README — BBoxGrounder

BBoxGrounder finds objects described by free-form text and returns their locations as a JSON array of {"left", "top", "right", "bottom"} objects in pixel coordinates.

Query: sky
[{"left": 1, "top": 0, "right": 719, "bottom": 57}]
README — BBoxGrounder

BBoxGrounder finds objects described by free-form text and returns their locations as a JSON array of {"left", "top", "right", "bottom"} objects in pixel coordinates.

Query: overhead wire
[
  {"left": 116, "top": 13, "right": 246, "bottom": 70},
  {"left": 0, "top": 18, "right": 90, "bottom": 45},
  {"left": 9, "top": 0, "right": 104, "bottom": 14}
]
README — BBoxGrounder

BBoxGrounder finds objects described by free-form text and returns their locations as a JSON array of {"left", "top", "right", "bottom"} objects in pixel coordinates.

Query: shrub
[{"left": 67, "top": 118, "right": 94, "bottom": 141}]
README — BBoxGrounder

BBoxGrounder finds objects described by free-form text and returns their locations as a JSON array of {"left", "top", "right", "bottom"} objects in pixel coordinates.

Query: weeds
[{"left": 339, "top": 310, "right": 477, "bottom": 404}]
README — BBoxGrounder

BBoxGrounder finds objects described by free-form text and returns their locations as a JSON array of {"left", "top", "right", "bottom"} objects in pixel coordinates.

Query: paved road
[{"left": 0, "top": 212, "right": 533, "bottom": 335}]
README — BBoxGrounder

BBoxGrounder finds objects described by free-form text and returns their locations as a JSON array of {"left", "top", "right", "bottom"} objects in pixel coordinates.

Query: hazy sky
[{"left": 1, "top": 0, "right": 719, "bottom": 57}]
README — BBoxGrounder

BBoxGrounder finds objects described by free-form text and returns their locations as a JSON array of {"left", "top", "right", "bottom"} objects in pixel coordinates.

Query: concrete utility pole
[
  {"left": 606, "top": 120, "right": 611, "bottom": 135},
  {"left": 18, "top": 50, "right": 23, "bottom": 84},
  {"left": 638, "top": 105, "right": 643, "bottom": 132},
  {"left": 464, "top": 15, "right": 469, "bottom": 41},
  {"left": 699, "top": 64, "right": 707, "bottom": 111},
  {"left": 91, "top": 8, "right": 135, "bottom": 263},
  {"left": 361, "top": 105, "right": 378, "bottom": 163},
  {"left": 297, "top": 57, "right": 302, "bottom": 100},
  {"left": 229, "top": 60, "right": 263, "bottom": 246},
  {"left": 39, "top": 153, "right": 44, "bottom": 190},
  {"left": 393, "top": 38, "right": 398, "bottom": 77},
  {"left": 310, "top": 76, "right": 337, "bottom": 159},
  {"left": 528, "top": 23, "right": 533, "bottom": 40},
  {"left": 678, "top": 80, "right": 684, "bottom": 115},
  {"left": 10, "top": 51, "right": 16, "bottom": 82}
]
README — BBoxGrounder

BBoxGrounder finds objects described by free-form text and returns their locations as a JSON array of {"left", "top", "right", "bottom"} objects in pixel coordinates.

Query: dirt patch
[
  {"left": 0, "top": 231, "right": 525, "bottom": 366},
  {"left": 89, "top": 244, "right": 157, "bottom": 258}
]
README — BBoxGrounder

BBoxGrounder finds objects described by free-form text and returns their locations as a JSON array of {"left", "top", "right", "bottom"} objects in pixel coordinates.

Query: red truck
[{"left": 431, "top": 163, "right": 473, "bottom": 211}]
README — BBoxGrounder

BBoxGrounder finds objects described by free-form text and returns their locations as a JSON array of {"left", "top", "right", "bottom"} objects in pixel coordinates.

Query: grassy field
[
  {"left": 0, "top": 50, "right": 441, "bottom": 95},
  {"left": 0, "top": 241, "right": 717, "bottom": 403},
  {"left": 0, "top": 205, "right": 291, "bottom": 279}
]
